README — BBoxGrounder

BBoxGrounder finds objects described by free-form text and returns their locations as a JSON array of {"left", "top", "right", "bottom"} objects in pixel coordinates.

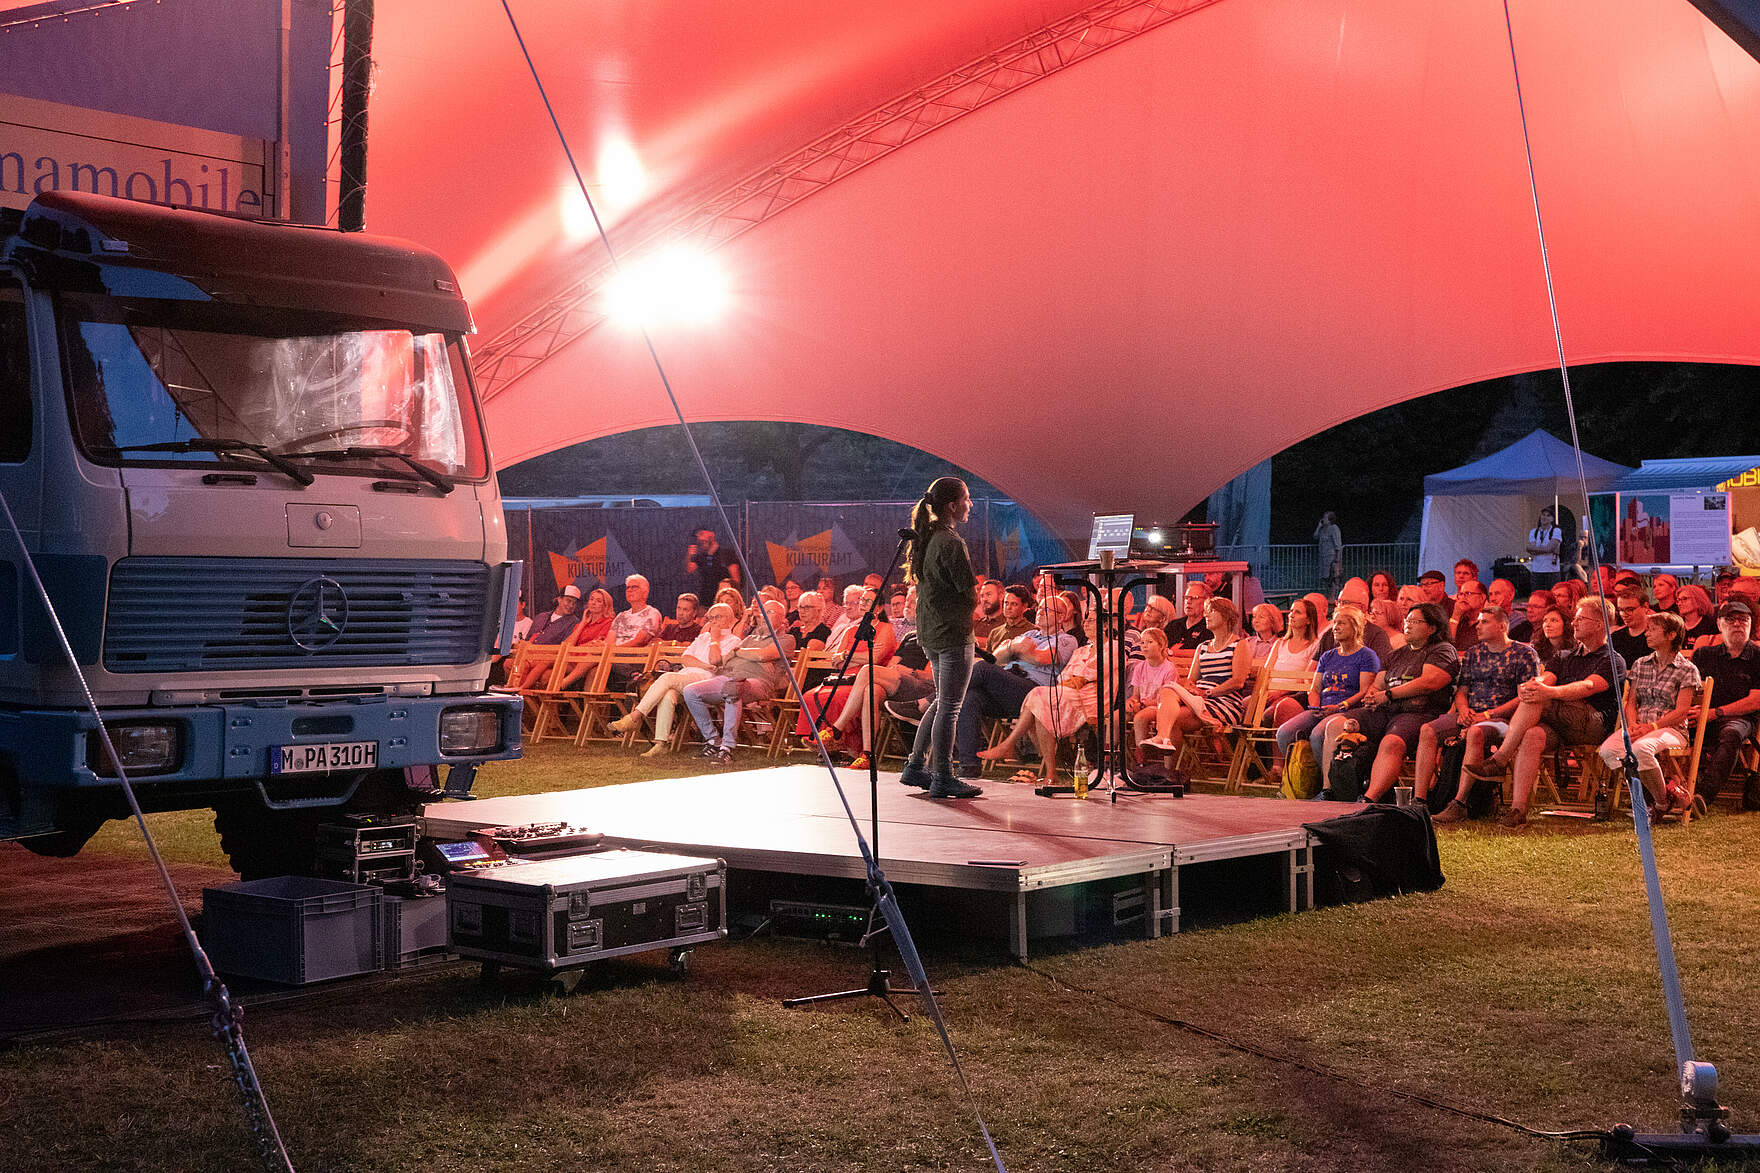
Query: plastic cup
[{"left": 1395, "top": 785, "right": 1414, "bottom": 807}]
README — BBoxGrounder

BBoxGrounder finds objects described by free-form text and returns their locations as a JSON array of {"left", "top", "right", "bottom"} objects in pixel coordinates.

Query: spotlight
[{"left": 603, "top": 244, "right": 729, "bottom": 328}]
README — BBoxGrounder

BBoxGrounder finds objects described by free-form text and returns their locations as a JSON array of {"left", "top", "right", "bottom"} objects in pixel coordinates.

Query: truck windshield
[{"left": 56, "top": 293, "right": 487, "bottom": 479}]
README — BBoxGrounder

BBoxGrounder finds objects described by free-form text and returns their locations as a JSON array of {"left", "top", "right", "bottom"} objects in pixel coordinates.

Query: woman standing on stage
[{"left": 901, "top": 477, "right": 984, "bottom": 799}]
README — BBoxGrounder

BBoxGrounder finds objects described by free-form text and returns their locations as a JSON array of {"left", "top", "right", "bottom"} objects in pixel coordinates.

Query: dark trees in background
[
  {"left": 498, "top": 421, "right": 1006, "bottom": 504},
  {"left": 1269, "top": 362, "right": 1760, "bottom": 543}
]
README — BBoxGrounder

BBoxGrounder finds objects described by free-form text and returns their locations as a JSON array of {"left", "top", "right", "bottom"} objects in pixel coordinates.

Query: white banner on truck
[{"left": 1, "top": 92, "right": 272, "bottom": 214}]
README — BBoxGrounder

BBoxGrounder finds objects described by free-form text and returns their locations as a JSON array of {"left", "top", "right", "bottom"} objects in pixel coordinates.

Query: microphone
[{"left": 898, "top": 528, "right": 914, "bottom": 540}]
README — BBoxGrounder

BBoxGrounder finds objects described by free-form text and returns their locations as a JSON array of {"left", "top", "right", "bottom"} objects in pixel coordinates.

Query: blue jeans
[
  {"left": 1275, "top": 708, "right": 1330, "bottom": 761},
  {"left": 909, "top": 643, "right": 976, "bottom": 779},
  {"left": 682, "top": 676, "right": 770, "bottom": 750}
]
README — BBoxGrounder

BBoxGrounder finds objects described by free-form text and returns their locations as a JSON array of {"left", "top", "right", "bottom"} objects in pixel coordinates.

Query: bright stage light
[
  {"left": 603, "top": 244, "right": 729, "bottom": 328},
  {"left": 596, "top": 137, "right": 647, "bottom": 210}
]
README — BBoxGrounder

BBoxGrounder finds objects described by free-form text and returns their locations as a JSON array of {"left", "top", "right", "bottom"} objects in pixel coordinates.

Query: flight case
[{"left": 446, "top": 848, "right": 725, "bottom": 988}]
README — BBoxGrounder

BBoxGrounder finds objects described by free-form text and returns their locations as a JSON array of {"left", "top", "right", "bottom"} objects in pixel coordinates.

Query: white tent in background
[{"left": 1418, "top": 430, "right": 1631, "bottom": 582}]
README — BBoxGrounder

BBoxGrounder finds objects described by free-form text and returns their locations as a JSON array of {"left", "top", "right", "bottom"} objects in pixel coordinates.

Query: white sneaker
[{"left": 1141, "top": 737, "right": 1176, "bottom": 751}]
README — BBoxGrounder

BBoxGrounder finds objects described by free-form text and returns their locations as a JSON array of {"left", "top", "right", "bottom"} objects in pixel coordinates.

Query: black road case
[{"left": 446, "top": 849, "right": 725, "bottom": 987}]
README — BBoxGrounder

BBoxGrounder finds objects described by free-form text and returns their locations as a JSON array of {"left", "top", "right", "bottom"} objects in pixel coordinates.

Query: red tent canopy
[{"left": 365, "top": 0, "right": 1760, "bottom": 537}]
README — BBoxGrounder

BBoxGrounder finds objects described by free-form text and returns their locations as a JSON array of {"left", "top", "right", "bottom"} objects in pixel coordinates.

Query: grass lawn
[{"left": 7, "top": 743, "right": 1760, "bottom": 1171}]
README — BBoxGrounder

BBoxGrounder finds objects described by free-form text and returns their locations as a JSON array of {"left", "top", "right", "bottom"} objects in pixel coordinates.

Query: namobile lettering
[{"left": 0, "top": 93, "right": 271, "bottom": 214}]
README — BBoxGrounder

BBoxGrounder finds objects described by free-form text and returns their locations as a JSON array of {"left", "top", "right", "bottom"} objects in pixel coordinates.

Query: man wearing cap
[
  {"left": 1691, "top": 600, "right": 1760, "bottom": 808},
  {"left": 1418, "top": 569, "right": 1452, "bottom": 613},
  {"left": 528, "top": 584, "right": 583, "bottom": 645}
]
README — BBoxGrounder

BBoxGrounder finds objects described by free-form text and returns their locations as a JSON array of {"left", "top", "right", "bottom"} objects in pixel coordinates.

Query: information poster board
[{"left": 1611, "top": 491, "right": 1732, "bottom": 569}]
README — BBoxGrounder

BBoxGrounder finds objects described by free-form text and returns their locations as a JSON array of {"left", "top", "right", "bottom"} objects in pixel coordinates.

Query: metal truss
[{"left": 474, "top": 0, "right": 1226, "bottom": 402}]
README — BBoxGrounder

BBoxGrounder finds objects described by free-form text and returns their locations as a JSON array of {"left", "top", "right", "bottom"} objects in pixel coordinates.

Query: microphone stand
[{"left": 783, "top": 528, "right": 924, "bottom": 1019}]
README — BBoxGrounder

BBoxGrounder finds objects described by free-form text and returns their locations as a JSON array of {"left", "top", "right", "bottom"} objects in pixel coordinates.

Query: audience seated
[
  {"left": 950, "top": 593, "right": 1078, "bottom": 779},
  {"left": 887, "top": 584, "right": 915, "bottom": 642},
  {"left": 1652, "top": 573, "right": 1680, "bottom": 615},
  {"left": 1678, "top": 584, "right": 1718, "bottom": 648},
  {"left": 1449, "top": 581, "right": 1487, "bottom": 651},
  {"left": 1369, "top": 570, "right": 1397, "bottom": 602},
  {"left": 1419, "top": 604, "right": 1541, "bottom": 813},
  {"left": 789, "top": 590, "right": 833, "bottom": 651},
  {"left": 795, "top": 594, "right": 898, "bottom": 739},
  {"left": 1596, "top": 609, "right": 1699, "bottom": 814},
  {"left": 1273, "top": 606, "right": 1378, "bottom": 784},
  {"left": 1367, "top": 598, "right": 1406, "bottom": 652},
  {"left": 1143, "top": 597, "right": 1252, "bottom": 755},
  {"left": 609, "top": 603, "right": 742, "bottom": 755},
  {"left": 1462, "top": 598, "right": 1624, "bottom": 829},
  {"left": 971, "top": 578, "right": 1005, "bottom": 633},
  {"left": 681, "top": 600, "right": 796, "bottom": 764},
  {"left": 1261, "top": 597, "right": 1323, "bottom": 733},
  {"left": 512, "top": 584, "right": 585, "bottom": 691},
  {"left": 1609, "top": 586, "right": 1653, "bottom": 667},
  {"left": 980, "top": 608, "right": 1108, "bottom": 781},
  {"left": 1529, "top": 604, "right": 1571, "bottom": 663},
  {"left": 1690, "top": 600, "right": 1760, "bottom": 808},
  {"left": 1126, "top": 627, "right": 1181, "bottom": 757},
  {"left": 813, "top": 631, "right": 935, "bottom": 763},
  {"left": 1246, "top": 602, "right": 1284, "bottom": 661},
  {"left": 1165, "top": 581, "right": 1213, "bottom": 650},
  {"left": 659, "top": 593, "right": 704, "bottom": 644},
  {"left": 1509, "top": 590, "right": 1549, "bottom": 644},
  {"left": 1344, "top": 601, "right": 1458, "bottom": 802}
]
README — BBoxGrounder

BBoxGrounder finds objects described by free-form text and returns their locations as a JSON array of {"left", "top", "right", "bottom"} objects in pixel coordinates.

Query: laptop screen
[{"left": 1088, "top": 513, "right": 1135, "bottom": 560}]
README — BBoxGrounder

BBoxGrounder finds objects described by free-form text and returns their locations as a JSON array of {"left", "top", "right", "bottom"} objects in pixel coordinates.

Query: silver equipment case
[{"left": 446, "top": 848, "right": 726, "bottom": 986}]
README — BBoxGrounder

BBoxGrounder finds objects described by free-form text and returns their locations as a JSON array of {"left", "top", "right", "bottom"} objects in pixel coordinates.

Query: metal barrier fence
[{"left": 1217, "top": 543, "right": 1419, "bottom": 596}]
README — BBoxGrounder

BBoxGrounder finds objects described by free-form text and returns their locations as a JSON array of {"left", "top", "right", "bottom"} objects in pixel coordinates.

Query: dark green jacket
[{"left": 915, "top": 526, "right": 977, "bottom": 652}]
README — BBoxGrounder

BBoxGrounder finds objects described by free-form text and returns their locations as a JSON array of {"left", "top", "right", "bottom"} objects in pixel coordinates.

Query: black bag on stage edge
[
  {"left": 1326, "top": 737, "right": 1369, "bottom": 803},
  {"left": 1428, "top": 736, "right": 1466, "bottom": 814}
]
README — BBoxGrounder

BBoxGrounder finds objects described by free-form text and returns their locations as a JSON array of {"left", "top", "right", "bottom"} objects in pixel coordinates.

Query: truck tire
[{"left": 212, "top": 802, "right": 323, "bottom": 881}]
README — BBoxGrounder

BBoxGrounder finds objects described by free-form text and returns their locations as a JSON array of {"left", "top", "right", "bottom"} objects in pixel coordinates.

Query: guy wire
[
  {"left": 497, "top": 4, "right": 1007, "bottom": 1168},
  {"left": 0, "top": 488, "right": 294, "bottom": 1173},
  {"left": 1500, "top": 0, "right": 1698, "bottom": 1082}
]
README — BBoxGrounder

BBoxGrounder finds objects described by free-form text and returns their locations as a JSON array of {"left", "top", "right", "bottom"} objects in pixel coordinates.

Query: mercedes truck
[{"left": 0, "top": 191, "right": 523, "bottom": 877}]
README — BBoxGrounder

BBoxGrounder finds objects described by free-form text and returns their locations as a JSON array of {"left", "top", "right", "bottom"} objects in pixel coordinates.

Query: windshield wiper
[
  {"left": 281, "top": 446, "right": 454, "bottom": 494},
  {"left": 92, "top": 438, "right": 314, "bottom": 486}
]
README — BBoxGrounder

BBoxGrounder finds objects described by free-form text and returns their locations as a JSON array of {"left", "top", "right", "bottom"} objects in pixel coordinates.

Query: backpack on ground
[{"left": 1282, "top": 741, "right": 1323, "bottom": 800}]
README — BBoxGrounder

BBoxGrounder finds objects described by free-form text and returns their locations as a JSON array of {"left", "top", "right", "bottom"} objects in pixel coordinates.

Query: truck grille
[{"left": 104, "top": 557, "right": 491, "bottom": 673}]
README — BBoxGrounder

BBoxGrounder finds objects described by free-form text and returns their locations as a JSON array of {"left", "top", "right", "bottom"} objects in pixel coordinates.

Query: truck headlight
[
  {"left": 439, "top": 706, "right": 504, "bottom": 755},
  {"left": 88, "top": 722, "right": 181, "bottom": 776}
]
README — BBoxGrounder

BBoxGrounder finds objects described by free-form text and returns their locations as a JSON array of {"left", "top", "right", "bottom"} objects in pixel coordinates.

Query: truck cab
[{"left": 0, "top": 191, "right": 522, "bottom": 874}]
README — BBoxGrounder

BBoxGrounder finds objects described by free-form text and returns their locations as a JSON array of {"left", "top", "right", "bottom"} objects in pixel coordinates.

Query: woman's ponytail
[{"left": 906, "top": 477, "right": 965, "bottom": 583}]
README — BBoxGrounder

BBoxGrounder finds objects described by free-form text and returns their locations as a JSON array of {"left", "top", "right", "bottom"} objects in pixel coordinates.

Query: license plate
[{"left": 270, "top": 740, "right": 379, "bottom": 774}]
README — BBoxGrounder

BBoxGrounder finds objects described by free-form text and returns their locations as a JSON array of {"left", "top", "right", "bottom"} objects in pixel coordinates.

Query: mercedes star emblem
[{"left": 287, "top": 577, "right": 349, "bottom": 651}]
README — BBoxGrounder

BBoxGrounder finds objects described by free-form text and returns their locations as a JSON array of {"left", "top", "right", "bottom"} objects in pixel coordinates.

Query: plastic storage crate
[
  {"left": 202, "top": 876, "right": 383, "bottom": 985},
  {"left": 382, "top": 894, "right": 452, "bottom": 968}
]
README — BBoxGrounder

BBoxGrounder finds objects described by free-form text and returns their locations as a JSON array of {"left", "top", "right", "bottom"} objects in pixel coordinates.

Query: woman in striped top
[{"left": 1142, "top": 597, "right": 1253, "bottom": 753}]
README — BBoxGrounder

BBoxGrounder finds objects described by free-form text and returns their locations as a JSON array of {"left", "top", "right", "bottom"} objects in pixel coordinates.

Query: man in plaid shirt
[
  {"left": 1425, "top": 605, "right": 1543, "bottom": 814},
  {"left": 1597, "top": 610, "right": 1700, "bottom": 814}
]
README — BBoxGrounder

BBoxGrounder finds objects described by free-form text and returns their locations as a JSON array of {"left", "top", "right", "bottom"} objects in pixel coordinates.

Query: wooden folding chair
[
  {"left": 525, "top": 643, "right": 604, "bottom": 743},
  {"left": 574, "top": 645, "right": 662, "bottom": 746},
  {"left": 501, "top": 640, "right": 559, "bottom": 732},
  {"left": 1175, "top": 672, "right": 1264, "bottom": 787},
  {"left": 1223, "top": 665, "right": 1318, "bottom": 793},
  {"left": 769, "top": 649, "right": 848, "bottom": 758},
  {"left": 1664, "top": 677, "right": 1714, "bottom": 825}
]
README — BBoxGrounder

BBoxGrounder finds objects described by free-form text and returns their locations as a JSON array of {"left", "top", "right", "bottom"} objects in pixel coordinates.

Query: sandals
[{"left": 1008, "top": 769, "right": 1045, "bottom": 785}]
